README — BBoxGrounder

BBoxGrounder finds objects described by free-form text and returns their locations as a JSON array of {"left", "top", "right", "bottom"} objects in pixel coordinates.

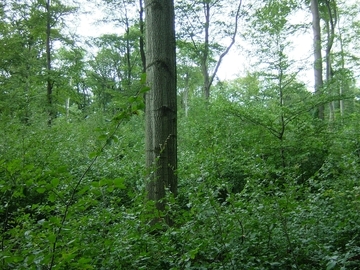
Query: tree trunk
[
  {"left": 202, "top": 1, "right": 210, "bottom": 100},
  {"left": 325, "top": 18, "right": 335, "bottom": 122},
  {"left": 124, "top": 7, "right": 132, "bottom": 89},
  {"left": 145, "top": 0, "right": 177, "bottom": 224},
  {"left": 338, "top": 17, "right": 345, "bottom": 117},
  {"left": 139, "top": 0, "right": 146, "bottom": 73},
  {"left": 324, "top": 0, "right": 337, "bottom": 122},
  {"left": 310, "top": 0, "right": 324, "bottom": 120},
  {"left": 183, "top": 71, "right": 190, "bottom": 117},
  {"left": 46, "top": 0, "right": 54, "bottom": 125}
]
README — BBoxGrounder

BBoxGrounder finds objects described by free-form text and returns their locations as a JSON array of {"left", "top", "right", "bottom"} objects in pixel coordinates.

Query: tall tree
[
  {"left": 176, "top": 0, "right": 242, "bottom": 100},
  {"left": 311, "top": 0, "right": 325, "bottom": 119},
  {"left": 240, "top": 0, "right": 316, "bottom": 175},
  {"left": 334, "top": 1, "right": 360, "bottom": 117},
  {"left": 46, "top": 0, "right": 54, "bottom": 125},
  {"left": 145, "top": 0, "right": 177, "bottom": 223},
  {"left": 177, "top": 40, "right": 204, "bottom": 116},
  {"left": 138, "top": 0, "right": 146, "bottom": 73},
  {"left": 322, "top": 0, "right": 337, "bottom": 121}
]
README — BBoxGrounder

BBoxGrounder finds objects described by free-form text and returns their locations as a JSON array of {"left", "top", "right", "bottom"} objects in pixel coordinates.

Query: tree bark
[
  {"left": 144, "top": 0, "right": 177, "bottom": 224},
  {"left": 311, "top": 0, "right": 324, "bottom": 120}
]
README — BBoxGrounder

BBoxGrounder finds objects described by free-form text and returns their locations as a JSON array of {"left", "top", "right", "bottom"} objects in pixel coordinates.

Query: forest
[{"left": 1, "top": 0, "right": 360, "bottom": 269}]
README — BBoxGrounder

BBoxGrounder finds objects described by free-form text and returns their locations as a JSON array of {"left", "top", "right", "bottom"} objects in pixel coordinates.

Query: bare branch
[{"left": 208, "top": 0, "right": 242, "bottom": 88}]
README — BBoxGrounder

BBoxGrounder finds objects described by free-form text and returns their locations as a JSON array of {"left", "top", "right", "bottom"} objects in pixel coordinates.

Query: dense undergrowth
[{"left": 1, "top": 98, "right": 360, "bottom": 270}]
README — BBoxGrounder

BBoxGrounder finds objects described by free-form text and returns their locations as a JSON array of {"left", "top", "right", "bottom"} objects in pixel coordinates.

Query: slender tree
[
  {"left": 46, "top": 0, "right": 54, "bottom": 125},
  {"left": 176, "top": 0, "right": 242, "bottom": 100},
  {"left": 311, "top": 0, "right": 325, "bottom": 119},
  {"left": 139, "top": 0, "right": 146, "bottom": 73},
  {"left": 144, "top": 0, "right": 177, "bottom": 224}
]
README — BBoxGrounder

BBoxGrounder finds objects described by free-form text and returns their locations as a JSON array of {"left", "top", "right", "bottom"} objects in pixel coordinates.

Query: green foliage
[
  {"left": 2, "top": 72, "right": 360, "bottom": 270},
  {"left": 0, "top": 0, "right": 77, "bottom": 124},
  {"left": 1, "top": 0, "right": 360, "bottom": 269}
]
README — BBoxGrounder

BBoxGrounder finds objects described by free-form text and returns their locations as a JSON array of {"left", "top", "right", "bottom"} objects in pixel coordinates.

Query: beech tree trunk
[
  {"left": 144, "top": 0, "right": 177, "bottom": 222},
  {"left": 311, "top": 0, "right": 324, "bottom": 120}
]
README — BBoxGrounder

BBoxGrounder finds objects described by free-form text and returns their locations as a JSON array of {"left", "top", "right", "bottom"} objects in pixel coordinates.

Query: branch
[
  {"left": 208, "top": 0, "right": 242, "bottom": 87},
  {"left": 229, "top": 107, "right": 281, "bottom": 139}
]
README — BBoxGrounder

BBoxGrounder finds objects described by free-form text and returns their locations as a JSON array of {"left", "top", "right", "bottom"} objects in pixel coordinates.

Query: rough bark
[
  {"left": 144, "top": 0, "right": 177, "bottom": 223},
  {"left": 311, "top": 0, "right": 324, "bottom": 120}
]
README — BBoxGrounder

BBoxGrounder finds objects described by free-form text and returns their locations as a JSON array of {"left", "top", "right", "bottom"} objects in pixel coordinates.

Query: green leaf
[
  {"left": 326, "top": 260, "right": 337, "bottom": 270},
  {"left": 48, "top": 192, "right": 56, "bottom": 202},
  {"left": 91, "top": 181, "right": 99, "bottom": 187},
  {"left": 128, "top": 96, "right": 137, "bottom": 103},
  {"left": 25, "top": 179, "right": 34, "bottom": 186},
  {"left": 99, "top": 179, "right": 110, "bottom": 187},
  {"left": 98, "top": 134, "right": 108, "bottom": 141},
  {"left": 140, "top": 73, "right": 146, "bottom": 84},
  {"left": 189, "top": 247, "right": 199, "bottom": 259},
  {"left": 111, "top": 134, "right": 119, "bottom": 143},
  {"left": 78, "top": 185, "right": 89, "bottom": 195},
  {"left": 48, "top": 233, "right": 56, "bottom": 243},
  {"left": 46, "top": 183, "right": 53, "bottom": 190},
  {"left": 36, "top": 187, "right": 46, "bottom": 194},
  {"left": 112, "top": 111, "right": 129, "bottom": 122},
  {"left": 113, "top": 178, "right": 126, "bottom": 189},
  {"left": 49, "top": 216, "right": 61, "bottom": 226},
  {"left": 6, "top": 159, "right": 22, "bottom": 174},
  {"left": 89, "top": 151, "right": 100, "bottom": 159},
  {"left": 132, "top": 102, "right": 145, "bottom": 111},
  {"left": 51, "top": 178, "right": 60, "bottom": 187},
  {"left": 140, "top": 86, "right": 150, "bottom": 94}
]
